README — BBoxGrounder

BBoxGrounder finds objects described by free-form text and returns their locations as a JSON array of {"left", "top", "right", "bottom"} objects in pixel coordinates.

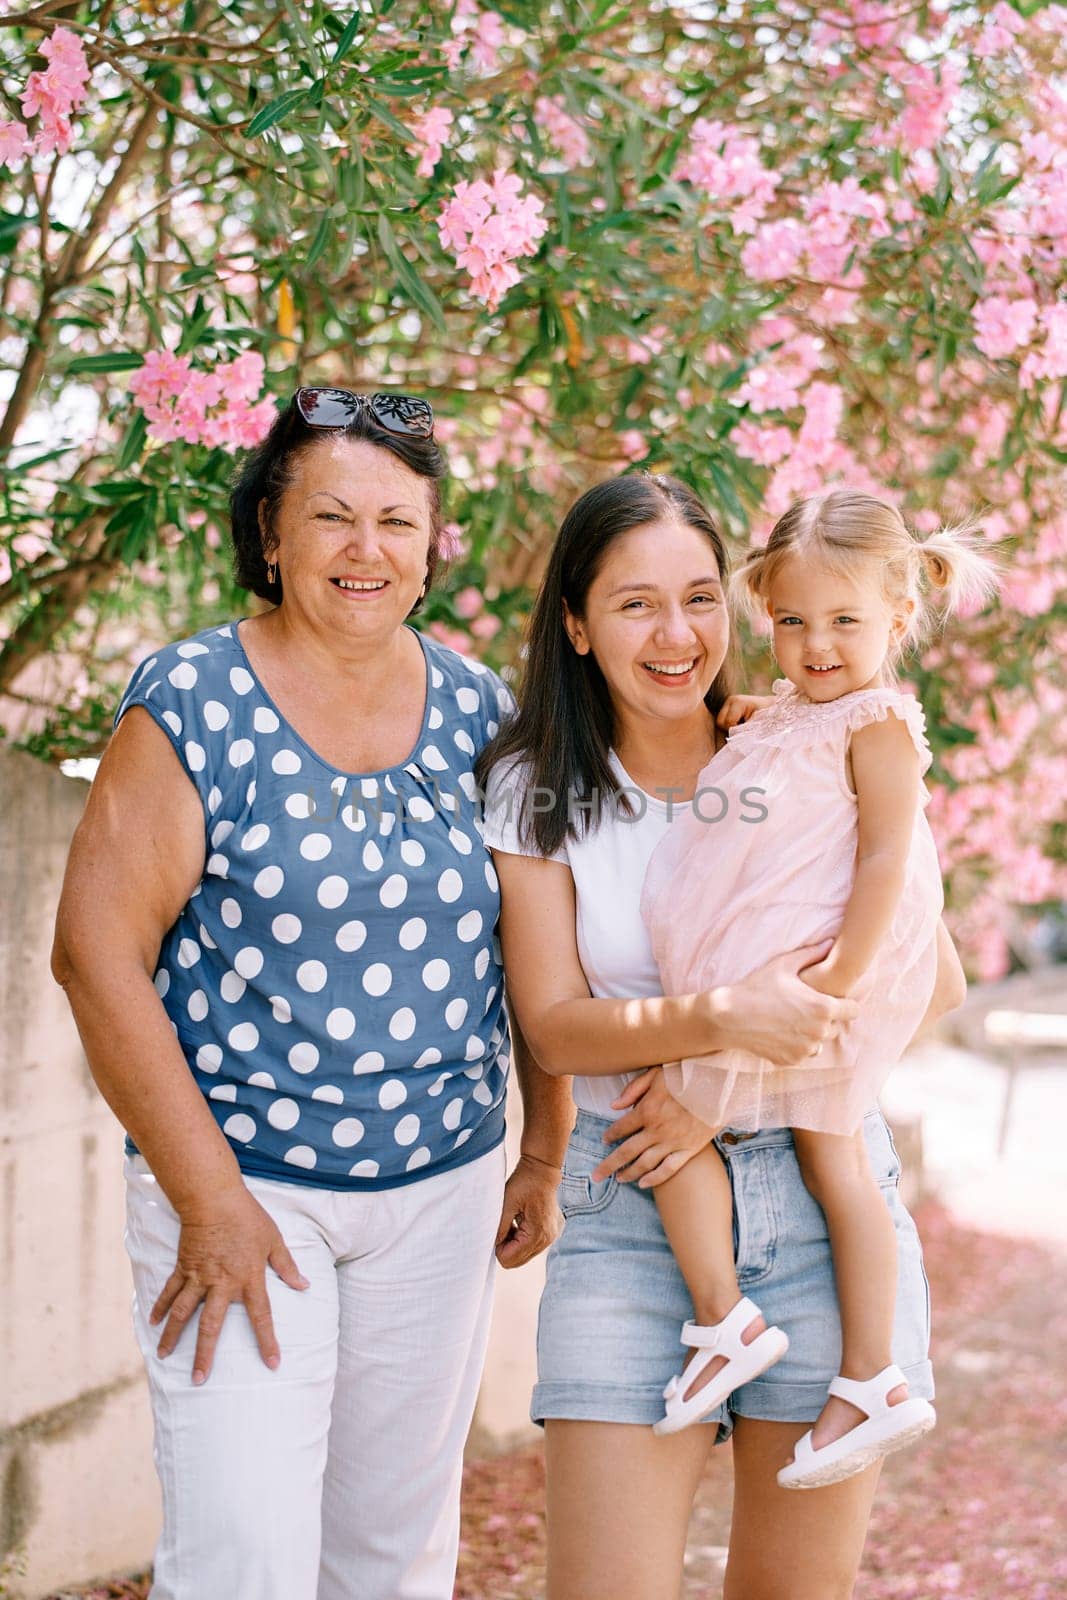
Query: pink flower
[
  {"left": 216, "top": 351, "right": 266, "bottom": 403},
  {"left": 733, "top": 362, "right": 802, "bottom": 415},
  {"left": 895, "top": 62, "right": 960, "bottom": 152},
  {"left": 454, "top": 585, "right": 485, "bottom": 619},
  {"left": 409, "top": 105, "right": 453, "bottom": 179},
  {"left": 731, "top": 421, "right": 793, "bottom": 466},
  {"left": 973, "top": 295, "right": 1039, "bottom": 359},
  {"left": 616, "top": 430, "right": 647, "bottom": 462},
  {"left": 21, "top": 26, "right": 91, "bottom": 156},
  {"left": 673, "top": 119, "right": 780, "bottom": 233},
  {"left": 740, "top": 220, "right": 808, "bottom": 282},
  {"left": 471, "top": 613, "right": 501, "bottom": 641},
  {"left": 438, "top": 171, "right": 547, "bottom": 310},
  {"left": 974, "top": 1, "right": 1026, "bottom": 59},
  {"left": 438, "top": 523, "right": 467, "bottom": 560},
  {"left": 0, "top": 119, "right": 32, "bottom": 166},
  {"left": 471, "top": 10, "right": 507, "bottom": 73},
  {"left": 534, "top": 96, "right": 591, "bottom": 168},
  {"left": 129, "top": 351, "right": 194, "bottom": 406}
]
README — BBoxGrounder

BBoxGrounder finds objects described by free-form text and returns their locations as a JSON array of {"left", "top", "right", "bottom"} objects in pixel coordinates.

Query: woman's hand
[
  {"left": 151, "top": 1185, "right": 309, "bottom": 1385},
  {"left": 590, "top": 1069, "right": 717, "bottom": 1188},
  {"left": 495, "top": 1154, "right": 563, "bottom": 1268},
  {"left": 719, "top": 941, "right": 860, "bottom": 1066},
  {"left": 717, "top": 693, "right": 776, "bottom": 731}
]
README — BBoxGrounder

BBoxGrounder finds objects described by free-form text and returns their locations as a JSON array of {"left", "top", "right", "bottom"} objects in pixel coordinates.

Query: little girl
[{"left": 640, "top": 487, "right": 997, "bottom": 1488}]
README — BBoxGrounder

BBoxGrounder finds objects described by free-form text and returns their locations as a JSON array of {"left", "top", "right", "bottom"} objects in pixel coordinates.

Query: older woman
[
  {"left": 480, "top": 472, "right": 965, "bottom": 1600},
  {"left": 51, "top": 387, "right": 572, "bottom": 1600}
]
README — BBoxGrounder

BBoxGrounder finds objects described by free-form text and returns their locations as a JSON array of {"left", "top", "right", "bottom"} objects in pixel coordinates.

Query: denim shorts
[{"left": 532, "top": 1109, "right": 934, "bottom": 1439}]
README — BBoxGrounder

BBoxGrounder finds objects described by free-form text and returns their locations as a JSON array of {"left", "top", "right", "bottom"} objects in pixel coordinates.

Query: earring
[{"left": 267, "top": 561, "right": 277, "bottom": 585}]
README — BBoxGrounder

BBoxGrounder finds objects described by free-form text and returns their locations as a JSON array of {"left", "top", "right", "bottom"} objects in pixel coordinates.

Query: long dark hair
[
  {"left": 229, "top": 395, "right": 447, "bottom": 608},
  {"left": 477, "top": 472, "right": 735, "bottom": 856}
]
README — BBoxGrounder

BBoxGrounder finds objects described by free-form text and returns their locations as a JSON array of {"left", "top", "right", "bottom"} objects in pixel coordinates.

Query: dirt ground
[{"left": 49, "top": 1202, "right": 1067, "bottom": 1600}]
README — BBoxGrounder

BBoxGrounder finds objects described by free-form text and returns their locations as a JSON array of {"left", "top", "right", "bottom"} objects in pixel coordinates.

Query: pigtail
[
  {"left": 917, "top": 521, "right": 1000, "bottom": 619},
  {"left": 728, "top": 544, "right": 773, "bottom": 623}
]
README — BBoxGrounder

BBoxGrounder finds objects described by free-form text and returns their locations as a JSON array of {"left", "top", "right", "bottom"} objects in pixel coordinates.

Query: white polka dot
[
  {"left": 284, "top": 1146, "right": 317, "bottom": 1169},
  {"left": 326, "top": 1007, "right": 356, "bottom": 1040},
  {"left": 230, "top": 666, "right": 254, "bottom": 695},
  {"left": 398, "top": 918, "right": 427, "bottom": 951},
  {"left": 207, "top": 785, "right": 223, "bottom": 814},
  {"left": 349, "top": 1159, "right": 380, "bottom": 1178},
  {"left": 394, "top": 1113, "right": 420, "bottom": 1146},
  {"left": 437, "top": 869, "right": 463, "bottom": 903},
  {"left": 312, "top": 1084, "right": 344, "bottom": 1104},
  {"left": 442, "top": 1097, "right": 464, "bottom": 1131},
  {"left": 406, "top": 795, "right": 434, "bottom": 824},
  {"left": 300, "top": 833, "right": 332, "bottom": 861},
  {"left": 177, "top": 641, "right": 209, "bottom": 658},
  {"left": 379, "top": 1079, "right": 407, "bottom": 1111},
  {"left": 449, "top": 827, "right": 473, "bottom": 855},
  {"left": 456, "top": 686, "right": 479, "bottom": 714},
  {"left": 406, "top": 1147, "right": 432, "bottom": 1172},
  {"left": 254, "top": 865, "right": 284, "bottom": 898},
  {"left": 484, "top": 859, "right": 499, "bottom": 892},
  {"left": 463, "top": 1062, "right": 484, "bottom": 1080},
  {"left": 377, "top": 873, "right": 407, "bottom": 909},
  {"left": 247, "top": 780, "right": 257, "bottom": 806},
  {"left": 267, "top": 1098, "right": 300, "bottom": 1131},
  {"left": 154, "top": 968, "right": 170, "bottom": 998},
  {"left": 254, "top": 706, "right": 280, "bottom": 734},
  {"left": 289, "top": 1041, "right": 319, "bottom": 1073},
  {"left": 431, "top": 666, "right": 445, "bottom": 688},
  {"left": 187, "top": 989, "right": 208, "bottom": 1021},
  {"left": 248, "top": 1070, "right": 276, "bottom": 1088},
  {"left": 273, "top": 748, "right": 302, "bottom": 775},
  {"left": 353, "top": 1051, "right": 385, "bottom": 1074},
  {"left": 336, "top": 920, "right": 367, "bottom": 953},
  {"left": 318, "top": 875, "right": 349, "bottom": 909},
  {"left": 362, "top": 840, "right": 383, "bottom": 872},
  {"left": 413, "top": 1046, "right": 442, "bottom": 1070},
  {"left": 473, "top": 1081, "right": 495, "bottom": 1106},
  {"left": 428, "top": 704, "right": 444, "bottom": 730},
  {"left": 228, "top": 738, "right": 254, "bottom": 769},
  {"left": 457, "top": 910, "right": 482, "bottom": 942},
  {"left": 332, "top": 1117, "right": 365, "bottom": 1148},
  {"left": 297, "top": 960, "right": 328, "bottom": 993},
  {"left": 388, "top": 1007, "right": 416, "bottom": 1041},
  {"left": 228, "top": 1022, "right": 259, "bottom": 1051},
  {"left": 285, "top": 792, "right": 314, "bottom": 820},
  {"left": 420, "top": 744, "right": 448, "bottom": 772},
  {"left": 458, "top": 772, "right": 478, "bottom": 802},
  {"left": 360, "top": 962, "right": 390, "bottom": 997},
  {"left": 427, "top": 1071, "right": 450, "bottom": 1097},
  {"left": 269, "top": 994, "right": 292, "bottom": 1024},
  {"left": 474, "top": 947, "right": 491, "bottom": 979},
  {"left": 220, "top": 971, "right": 246, "bottom": 1004},
  {"left": 445, "top": 998, "right": 468, "bottom": 1029},
  {"left": 466, "top": 1035, "right": 485, "bottom": 1061},
  {"left": 221, "top": 897, "right": 242, "bottom": 929},
  {"left": 210, "top": 1083, "right": 237, "bottom": 1102},
  {"left": 206, "top": 853, "right": 229, "bottom": 877},
  {"left": 453, "top": 729, "right": 476, "bottom": 756},
  {"left": 272, "top": 913, "right": 302, "bottom": 944},
  {"left": 169, "top": 662, "right": 198, "bottom": 690},
  {"left": 400, "top": 839, "right": 426, "bottom": 868},
  {"left": 211, "top": 820, "right": 234, "bottom": 848},
  {"left": 341, "top": 802, "right": 366, "bottom": 832},
  {"left": 242, "top": 823, "right": 270, "bottom": 851},
  {"left": 177, "top": 938, "right": 200, "bottom": 969},
  {"left": 422, "top": 959, "right": 450, "bottom": 991},
  {"left": 204, "top": 699, "right": 230, "bottom": 732},
  {"left": 234, "top": 946, "right": 264, "bottom": 980},
  {"left": 162, "top": 709, "right": 183, "bottom": 737},
  {"left": 223, "top": 1113, "right": 256, "bottom": 1143},
  {"left": 185, "top": 741, "right": 206, "bottom": 772},
  {"left": 196, "top": 1044, "right": 222, "bottom": 1073}
]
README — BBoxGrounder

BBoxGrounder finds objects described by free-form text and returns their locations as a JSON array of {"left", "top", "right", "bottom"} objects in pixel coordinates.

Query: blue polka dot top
[{"left": 115, "top": 621, "right": 514, "bottom": 1190}]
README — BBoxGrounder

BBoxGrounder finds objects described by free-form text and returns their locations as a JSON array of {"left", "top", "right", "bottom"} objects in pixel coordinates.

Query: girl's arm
[
  {"left": 803, "top": 712, "right": 921, "bottom": 997},
  {"left": 492, "top": 849, "right": 858, "bottom": 1077}
]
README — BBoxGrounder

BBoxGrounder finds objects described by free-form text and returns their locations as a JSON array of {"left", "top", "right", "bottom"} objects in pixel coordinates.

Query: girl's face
[
  {"left": 768, "top": 555, "right": 908, "bottom": 700},
  {"left": 260, "top": 436, "right": 433, "bottom": 645},
  {"left": 564, "top": 517, "right": 729, "bottom": 730}
]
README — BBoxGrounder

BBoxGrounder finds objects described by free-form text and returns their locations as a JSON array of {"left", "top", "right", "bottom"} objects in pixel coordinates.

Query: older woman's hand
[
  {"left": 722, "top": 940, "right": 859, "bottom": 1066},
  {"left": 495, "top": 1154, "right": 563, "bottom": 1268},
  {"left": 590, "top": 1069, "right": 716, "bottom": 1188},
  {"left": 151, "top": 1185, "right": 309, "bottom": 1384}
]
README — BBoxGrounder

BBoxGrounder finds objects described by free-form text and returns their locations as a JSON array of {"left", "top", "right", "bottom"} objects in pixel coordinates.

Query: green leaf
[
  {"left": 305, "top": 212, "right": 333, "bottom": 270},
  {"left": 0, "top": 210, "right": 33, "bottom": 255},
  {"left": 116, "top": 411, "right": 148, "bottom": 472},
  {"left": 246, "top": 88, "right": 310, "bottom": 139},
  {"left": 331, "top": 10, "right": 362, "bottom": 63},
  {"left": 66, "top": 352, "right": 146, "bottom": 375},
  {"left": 377, "top": 215, "right": 447, "bottom": 333}
]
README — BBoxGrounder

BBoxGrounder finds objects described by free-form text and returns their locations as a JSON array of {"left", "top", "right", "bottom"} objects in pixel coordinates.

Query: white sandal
[
  {"left": 652, "top": 1296, "right": 789, "bottom": 1437},
  {"left": 777, "top": 1364, "right": 936, "bottom": 1489}
]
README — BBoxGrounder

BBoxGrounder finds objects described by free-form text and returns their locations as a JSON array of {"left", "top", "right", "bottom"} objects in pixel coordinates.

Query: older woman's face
[
  {"left": 261, "top": 436, "right": 434, "bottom": 641},
  {"left": 564, "top": 516, "right": 729, "bottom": 728}
]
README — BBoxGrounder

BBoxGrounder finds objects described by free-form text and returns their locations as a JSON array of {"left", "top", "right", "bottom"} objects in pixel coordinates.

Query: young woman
[{"left": 478, "top": 473, "right": 966, "bottom": 1600}]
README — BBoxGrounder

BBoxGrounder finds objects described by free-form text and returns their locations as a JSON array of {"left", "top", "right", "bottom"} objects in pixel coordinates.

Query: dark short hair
[
  {"left": 229, "top": 395, "right": 448, "bottom": 609},
  {"left": 477, "top": 472, "right": 736, "bottom": 857}
]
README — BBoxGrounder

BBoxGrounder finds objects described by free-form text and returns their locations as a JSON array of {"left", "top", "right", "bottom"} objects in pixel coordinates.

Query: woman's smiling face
[
  {"left": 260, "top": 435, "right": 434, "bottom": 643},
  {"left": 563, "top": 516, "right": 730, "bottom": 728}
]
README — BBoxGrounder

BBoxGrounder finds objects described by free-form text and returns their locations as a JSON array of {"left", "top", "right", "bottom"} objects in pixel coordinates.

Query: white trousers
[{"left": 124, "top": 1144, "right": 506, "bottom": 1600}]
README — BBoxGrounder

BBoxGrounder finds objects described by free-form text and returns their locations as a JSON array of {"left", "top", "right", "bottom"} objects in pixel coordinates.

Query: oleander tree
[{"left": 1, "top": 0, "right": 1065, "bottom": 976}]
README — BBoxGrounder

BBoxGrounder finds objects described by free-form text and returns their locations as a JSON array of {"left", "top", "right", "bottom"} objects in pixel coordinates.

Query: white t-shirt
[{"left": 482, "top": 754, "right": 684, "bottom": 1117}]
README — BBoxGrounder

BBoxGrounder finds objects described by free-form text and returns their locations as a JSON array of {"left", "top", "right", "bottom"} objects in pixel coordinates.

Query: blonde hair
[{"left": 732, "top": 487, "right": 999, "bottom": 664}]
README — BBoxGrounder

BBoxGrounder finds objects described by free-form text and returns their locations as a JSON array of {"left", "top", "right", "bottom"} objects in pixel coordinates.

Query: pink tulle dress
[{"left": 641, "top": 682, "right": 943, "bottom": 1135}]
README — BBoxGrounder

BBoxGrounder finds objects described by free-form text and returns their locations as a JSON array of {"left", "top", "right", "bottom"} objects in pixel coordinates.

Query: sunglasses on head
[{"left": 294, "top": 386, "right": 435, "bottom": 439}]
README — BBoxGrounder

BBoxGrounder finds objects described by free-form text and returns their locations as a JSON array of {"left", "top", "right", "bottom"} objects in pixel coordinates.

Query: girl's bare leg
[
  {"left": 545, "top": 1420, "right": 714, "bottom": 1600},
  {"left": 724, "top": 1416, "right": 882, "bottom": 1600},
  {"left": 654, "top": 1144, "right": 766, "bottom": 1399},
  {"left": 792, "top": 1128, "right": 907, "bottom": 1447}
]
